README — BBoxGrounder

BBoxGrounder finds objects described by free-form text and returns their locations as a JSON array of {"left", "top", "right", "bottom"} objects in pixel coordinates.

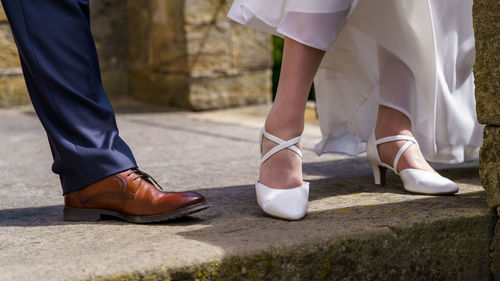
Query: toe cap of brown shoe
[{"left": 158, "top": 191, "right": 206, "bottom": 211}]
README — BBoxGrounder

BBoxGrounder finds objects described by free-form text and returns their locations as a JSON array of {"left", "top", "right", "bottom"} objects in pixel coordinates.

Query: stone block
[
  {"left": 101, "top": 70, "right": 129, "bottom": 98},
  {"left": 479, "top": 125, "right": 500, "bottom": 208},
  {"left": 150, "top": 24, "right": 187, "bottom": 73},
  {"left": 150, "top": 0, "right": 188, "bottom": 73},
  {"left": 91, "top": 211, "right": 495, "bottom": 280},
  {"left": 129, "top": 70, "right": 189, "bottom": 106},
  {"left": 127, "top": 0, "right": 153, "bottom": 69},
  {"left": 0, "top": 75, "right": 29, "bottom": 107},
  {"left": 185, "top": 23, "right": 231, "bottom": 72},
  {"left": 128, "top": 0, "right": 188, "bottom": 73},
  {"left": 226, "top": 70, "right": 271, "bottom": 105},
  {"left": 125, "top": 0, "right": 272, "bottom": 110},
  {"left": 90, "top": 0, "right": 129, "bottom": 70},
  {"left": 0, "top": 25, "right": 20, "bottom": 68},
  {"left": 473, "top": 0, "right": 500, "bottom": 125},
  {"left": 184, "top": 0, "right": 232, "bottom": 25},
  {"left": 188, "top": 70, "right": 271, "bottom": 110},
  {"left": 231, "top": 23, "right": 272, "bottom": 69}
]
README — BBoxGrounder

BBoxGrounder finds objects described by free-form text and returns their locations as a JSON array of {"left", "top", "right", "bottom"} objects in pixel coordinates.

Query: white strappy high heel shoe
[
  {"left": 256, "top": 129, "right": 309, "bottom": 220},
  {"left": 367, "top": 133, "right": 459, "bottom": 195}
]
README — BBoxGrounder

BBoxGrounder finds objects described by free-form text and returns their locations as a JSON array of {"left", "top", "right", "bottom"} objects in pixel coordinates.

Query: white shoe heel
[
  {"left": 369, "top": 162, "right": 387, "bottom": 186},
  {"left": 256, "top": 129, "right": 309, "bottom": 220},
  {"left": 366, "top": 133, "right": 459, "bottom": 195}
]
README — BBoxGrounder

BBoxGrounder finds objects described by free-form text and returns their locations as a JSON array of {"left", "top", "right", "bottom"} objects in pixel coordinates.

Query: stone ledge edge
[{"left": 87, "top": 213, "right": 495, "bottom": 281}]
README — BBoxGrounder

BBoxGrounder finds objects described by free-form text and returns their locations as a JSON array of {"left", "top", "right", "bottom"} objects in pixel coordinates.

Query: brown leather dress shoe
[{"left": 63, "top": 169, "right": 207, "bottom": 223}]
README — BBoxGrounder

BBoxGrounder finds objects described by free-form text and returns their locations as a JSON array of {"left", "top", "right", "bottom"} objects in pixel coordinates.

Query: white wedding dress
[{"left": 228, "top": 0, "right": 483, "bottom": 163}]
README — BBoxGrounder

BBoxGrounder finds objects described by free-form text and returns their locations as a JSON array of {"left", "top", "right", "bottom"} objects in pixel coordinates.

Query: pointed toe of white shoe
[
  {"left": 256, "top": 182, "right": 309, "bottom": 220},
  {"left": 399, "top": 169, "right": 459, "bottom": 195},
  {"left": 367, "top": 133, "right": 459, "bottom": 195}
]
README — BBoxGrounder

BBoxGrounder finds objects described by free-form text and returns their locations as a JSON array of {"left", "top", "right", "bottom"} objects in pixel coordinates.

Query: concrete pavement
[{"left": 0, "top": 103, "right": 493, "bottom": 280}]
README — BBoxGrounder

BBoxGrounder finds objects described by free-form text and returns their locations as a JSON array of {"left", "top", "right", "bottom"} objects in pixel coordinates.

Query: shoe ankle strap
[
  {"left": 260, "top": 129, "right": 302, "bottom": 165},
  {"left": 375, "top": 135, "right": 417, "bottom": 145},
  {"left": 375, "top": 135, "right": 417, "bottom": 173}
]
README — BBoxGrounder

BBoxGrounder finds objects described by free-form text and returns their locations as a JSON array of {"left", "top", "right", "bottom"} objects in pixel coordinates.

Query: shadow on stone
[
  {"left": 0, "top": 157, "right": 482, "bottom": 228},
  {"left": 0, "top": 205, "right": 66, "bottom": 227},
  {"left": 303, "top": 158, "right": 480, "bottom": 198},
  {"left": 0, "top": 205, "right": 207, "bottom": 227}
]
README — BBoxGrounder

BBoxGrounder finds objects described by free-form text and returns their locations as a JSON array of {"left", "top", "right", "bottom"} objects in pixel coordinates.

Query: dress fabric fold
[{"left": 228, "top": 0, "right": 483, "bottom": 163}]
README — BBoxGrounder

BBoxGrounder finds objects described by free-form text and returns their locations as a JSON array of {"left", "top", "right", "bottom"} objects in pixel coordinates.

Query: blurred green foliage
[{"left": 271, "top": 36, "right": 315, "bottom": 101}]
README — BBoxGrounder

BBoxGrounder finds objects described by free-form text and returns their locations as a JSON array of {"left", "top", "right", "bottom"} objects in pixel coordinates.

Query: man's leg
[
  {"left": 1, "top": 0, "right": 207, "bottom": 222},
  {"left": 1, "top": 0, "right": 136, "bottom": 194}
]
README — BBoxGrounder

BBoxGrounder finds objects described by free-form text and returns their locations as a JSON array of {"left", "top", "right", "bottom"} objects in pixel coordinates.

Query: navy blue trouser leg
[{"left": 1, "top": 0, "right": 137, "bottom": 194}]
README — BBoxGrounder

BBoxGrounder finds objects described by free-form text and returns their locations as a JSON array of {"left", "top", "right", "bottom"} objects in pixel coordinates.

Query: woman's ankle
[
  {"left": 264, "top": 115, "right": 304, "bottom": 140},
  {"left": 259, "top": 113, "right": 304, "bottom": 189},
  {"left": 375, "top": 106, "right": 412, "bottom": 139},
  {"left": 259, "top": 135, "right": 304, "bottom": 189}
]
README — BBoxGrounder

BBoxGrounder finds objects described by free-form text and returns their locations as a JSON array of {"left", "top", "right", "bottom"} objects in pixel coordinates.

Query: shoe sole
[{"left": 63, "top": 202, "right": 208, "bottom": 223}]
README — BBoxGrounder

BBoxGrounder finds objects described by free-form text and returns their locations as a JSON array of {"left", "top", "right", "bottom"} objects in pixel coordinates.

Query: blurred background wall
[
  {"left": 0, "top": 0, "right": 272, "bottom": 110},
  {"left": 0, "top": 2, "right": 29, "bottom": 107}
]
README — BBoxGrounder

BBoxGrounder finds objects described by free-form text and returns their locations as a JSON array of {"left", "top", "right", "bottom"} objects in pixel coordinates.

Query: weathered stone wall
[
  {"left": 0, "top": 1, "right": 128, "bottom": 106},
  {"left": 128, "top": 0, "right": 271, "bottom": 110},
  {"left": 473, "top": 0, "right": 500, "bottom": 279},
  {"left": 474, "top": 0, "right": 500, "bottom": 125},
  {"left": 474, "top": 0, "right": 500, "bottom": 208},
  {"left": 90, "top": 0, "right": 130, "bottom": 99},
  {"left": 0, "top": 2, "right": 30, "bottom": 107},
  {"left": 0, "top": 0, "right": 271, "bottom": 110},
  {"left": 480, "top": 126, "right": 500, "bottom": 208},
  {"left": 184, "top": 0, "right": 271, "bottom": 110},
  {"left": 127, "top": 0, "right": 188, "bottom": 106}
]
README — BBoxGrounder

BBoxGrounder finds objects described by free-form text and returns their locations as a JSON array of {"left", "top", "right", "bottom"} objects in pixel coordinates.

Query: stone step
[
  {"left": 89, "top": 181, "right": 493, "bottom": 281},
  {"left": 0, "top": 105, "right": 495, "bottom": 281}
]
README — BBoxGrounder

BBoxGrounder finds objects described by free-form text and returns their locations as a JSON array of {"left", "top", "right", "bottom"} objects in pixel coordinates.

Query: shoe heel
[
  {"left": 63, "top": 207, "right": 102, "bottom": 222},
  {"left": 370, "top": 163, "right": 387, "bottom": 186}
]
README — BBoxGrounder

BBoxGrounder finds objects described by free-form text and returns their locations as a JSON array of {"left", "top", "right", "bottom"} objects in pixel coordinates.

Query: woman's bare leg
[{"left": 260, "top": 37, "right": 325, "bottom": 189}]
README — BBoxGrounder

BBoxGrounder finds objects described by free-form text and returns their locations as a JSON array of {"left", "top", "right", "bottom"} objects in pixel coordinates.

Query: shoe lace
[{"left": 127, "top": 168, "right": 163, "bottom": 190}]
